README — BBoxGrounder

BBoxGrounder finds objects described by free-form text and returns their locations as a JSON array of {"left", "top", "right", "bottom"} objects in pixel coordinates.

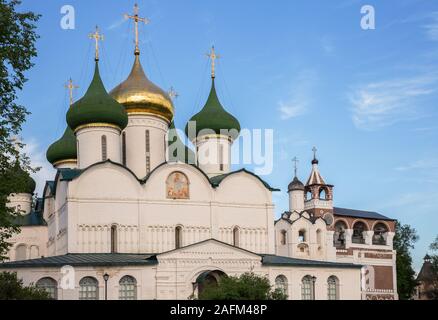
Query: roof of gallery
[
  {"left": 333, "top": 207, "right": 395, "bottom": 221},
  {"left": 0, "top": 239, "right": 360, "bottom": 270}
]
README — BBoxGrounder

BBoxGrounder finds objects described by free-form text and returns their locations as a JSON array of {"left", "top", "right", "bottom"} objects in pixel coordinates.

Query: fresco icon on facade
[{"left": 166, "top": 172, "right": 189, "bottom": 199}]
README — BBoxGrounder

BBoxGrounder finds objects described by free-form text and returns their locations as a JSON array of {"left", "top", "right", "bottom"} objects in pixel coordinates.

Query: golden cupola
[
  {"left": 109, "top": 54, "right": 174, "bottom": 123},
  {"left": 109, "top": 4, "right": 173, "bottom": 122}
]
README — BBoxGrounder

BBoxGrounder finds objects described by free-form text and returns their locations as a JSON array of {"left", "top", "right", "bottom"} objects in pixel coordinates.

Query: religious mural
[{"left": 166, "top": 172, "right": 189, "bottom": 199}]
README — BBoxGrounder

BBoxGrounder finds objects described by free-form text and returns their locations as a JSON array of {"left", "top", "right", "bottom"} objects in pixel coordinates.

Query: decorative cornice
[
  {"left": 74, "top": 122, "right": 121, "bottom": 133},
  {"left": 53, "top": 159, "right": 77, "bottom": 167},
  {"left": 126, "top": 108, "right": 171, "bottom": 124}
]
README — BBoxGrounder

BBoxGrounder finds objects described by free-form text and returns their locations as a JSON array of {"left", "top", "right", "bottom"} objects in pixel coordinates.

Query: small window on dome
[{"left": 101, "top": 135, "right": 107, "bottom": 161}]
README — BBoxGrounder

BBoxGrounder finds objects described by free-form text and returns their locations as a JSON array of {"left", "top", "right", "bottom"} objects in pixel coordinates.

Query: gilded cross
[
  {"left": 168, "top": 86, "right": 179, "bottom": 100},
  {"left": 206, "top": 46, "right": 220, "bottom": 78},
  {"left": 64, "top": 78, "right": 79, "bottom": 106},
  {"left": 124, "top": 3, "right": 150, "bottom": 55},
  {"left": 292, "top": 157, "right": 299, "bottom": 177},
  {"left": 89, "top": 26, "right": 104, "bottom": 61}
]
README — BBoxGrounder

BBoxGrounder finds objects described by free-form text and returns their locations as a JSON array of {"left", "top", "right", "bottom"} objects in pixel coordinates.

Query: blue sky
[{"left": 16, "top": 0, "right": 438, "bottom": 271}]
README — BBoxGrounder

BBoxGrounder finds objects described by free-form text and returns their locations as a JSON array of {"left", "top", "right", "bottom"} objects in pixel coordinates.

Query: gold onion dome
[{"left": 110, "top": 55, "right": 174, "bottom": 123}]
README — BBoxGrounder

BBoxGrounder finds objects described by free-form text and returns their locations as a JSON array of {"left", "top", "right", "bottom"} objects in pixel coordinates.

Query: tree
[
  {"left": 393, "top": 222, "right": 419, "bottom": 299},
  {"left": 0, "top": 0, "right": 40, "bottom": 261},
  {"left": 427, "top": 235, "right": 438, "bottom": 299},
  {"left": 198, "top": 272, "right": 287, "bottom": 300},
  {"left": 0, "top": 272, "right": 50, "bottom": 300}
]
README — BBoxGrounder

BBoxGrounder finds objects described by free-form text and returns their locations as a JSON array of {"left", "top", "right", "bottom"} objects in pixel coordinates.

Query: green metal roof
[
  {"left": 185, "top": 78, "right": 240, "bottom": 140},
  {"left": 0, "top": 253, "right": 157, "bottom": 269},
  {"left": 46, "top": 126, "right": 77, "bottom": 165},
  {"left": 260, "top": 254, "right": 362, "bottom": 269},
  {"left": 209, "top": 169, "right": 280, "bottom": 191},
  {"left": 66, "top": 62, "right": 128, "bottom": 131},
  {"left": 12, "top": 211, "right": 46, "bottom": 227}
]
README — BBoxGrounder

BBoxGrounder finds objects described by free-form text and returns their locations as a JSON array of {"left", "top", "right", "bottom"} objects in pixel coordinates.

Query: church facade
[{"left": 0, "top": 6, "right": 397, "bottom": 300}]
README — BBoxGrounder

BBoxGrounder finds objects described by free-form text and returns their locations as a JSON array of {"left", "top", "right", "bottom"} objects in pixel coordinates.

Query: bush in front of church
[
  {"left": 198, "top": 272, "right": 287, "bottom": 300},
  {"left": 0, "top": 272, "right": 50, "bottom": 300}
]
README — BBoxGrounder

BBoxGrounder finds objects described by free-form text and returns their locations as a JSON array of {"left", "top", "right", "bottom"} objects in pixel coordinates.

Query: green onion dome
[
  {"left": 7, "top": 160, "right": 36, "bottom": 194},
  {"left": 67, "top": 62, "right": 128, "bottom": 132},
  {"left": 185, "top": 78, "right": 240, "bottom": 141},
  {"left": 167, "top": 121, "right": 196, "bottom": 164},
  {"left": 46, "top": 126, "right": 77, "bottom": 166}
]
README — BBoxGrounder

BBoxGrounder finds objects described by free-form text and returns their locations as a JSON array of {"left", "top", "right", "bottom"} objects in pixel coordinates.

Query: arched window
[
  {"left": 36, "top": 277, "right": 58, "bottom": 300},
  {"left": 319, "top": 188, "right": 327, "bottom": 200},
  {"left": 30, "top": 245, "right": 39, "bottom": 259},
  {"left": 101, "top": 135, "right": 107, "bottom": 161},
  {"left": 111, "top": 225, "right": 117, "bottom": 253},
  {"left": 306, "top": 190, "right": 313, "bottom": 200},
  {"left": 79, "top": 277, "right": 99, "bottom": 300},
  {"left": 352, "top": 221, "right": 367, "bottom": 244},
  {"left": 145, "top": 130, "right": 151, "bottom": 173},
  {"left": 327, "top": 276, "right": 339, "bottom": 300},
  {"left": 373, "top": 223, "right": 388, "bottom": 245},
  {"left": 233, "top": 227, "right": 240, "bottom": 247},
  {"left": 15, "top": 244, "right": 26, "bottom": 261},
  {"left": 333, "top": 221, "right": 347, "bottom": 248},
  {"left": 301, "top": 275, "right": 315, "bottom": 300},
  {"left": 122, "top": 132, "right": 127, "bottom": 166},
  {"left": 275, "top": 275, "right": 288, "bottom": 295},
  {"left": 119, "top": 275, "right": 137, "bottom": 300},
  {"left": 175, "top": 226, "right": 182, "bottom": 249},
  {"left": 280, "top": 230, "right": 287, "bottom": 245},
  {"left": 298, "top": 229, "right": 306, "bottom": 243}
]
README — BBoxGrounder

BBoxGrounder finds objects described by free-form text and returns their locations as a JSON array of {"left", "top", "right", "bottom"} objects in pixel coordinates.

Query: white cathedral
[{"left": 0, "top": 6, "right": 398, "bottom": 300}]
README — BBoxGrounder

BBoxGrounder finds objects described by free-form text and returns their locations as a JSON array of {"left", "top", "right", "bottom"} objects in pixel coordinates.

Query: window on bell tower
[{"left": 145, "top": 130, "right": 150, "bottom": 173}]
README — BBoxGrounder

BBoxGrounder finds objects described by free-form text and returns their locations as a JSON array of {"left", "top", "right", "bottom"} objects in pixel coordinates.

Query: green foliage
[
  {"left": 0, "top": 0, "right": 40, "bottom": 261},
  {"left": 428, "top": 236, "right": 438, "bottom": 300},
  {"left": 393, "top": 221, "right": 419, "bottom": 299},
  {"left": 198, "top": 272, "right": 288, "bottom": 300},
  {"left": 0, "top": 272, "right": 50, "bottom": 300}
]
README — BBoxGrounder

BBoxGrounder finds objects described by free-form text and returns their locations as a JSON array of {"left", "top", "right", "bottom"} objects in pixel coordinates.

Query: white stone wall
[
  {"left": 195, "top": 135, "right": 232, "bottom": 177},
  {"left": 7, "top": 193, "right": 33, "bottom": 215},
  {"left": 76, "top": 126, "right": 121, "bottom": 169},
  {"left": 123, "top": 115, "right": 168, "bottom": 178},
  {"left": 7, "top": 226, "right": 47, "bottom": 261}
]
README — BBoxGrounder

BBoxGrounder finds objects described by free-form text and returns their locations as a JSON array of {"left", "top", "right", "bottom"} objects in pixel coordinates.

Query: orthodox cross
[
  {"left": 312, "top": 146, "right": 317, "bottom": 160},
  {"left": 64, "top": 78, "right": 79, "bottom": 106},
  {"left": 89, "top": 26, "right": 104, "bottom": 61},
  {"left": 124, "top": 3, "right": 150, "bottom": 55},
  {"left": 292, "top": 157, "right": 299, "bottom": 177},
  {"left": 168, "top": 86, "right": 179, "bottom": 101},
  {"left": 206, "top": 46, "right": 220, "bottom": 78}
]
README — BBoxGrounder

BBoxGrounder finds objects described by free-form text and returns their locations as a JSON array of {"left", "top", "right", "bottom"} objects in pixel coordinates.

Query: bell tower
[{"left": 304, "top": 147, "right": 334, "bottom": 218}]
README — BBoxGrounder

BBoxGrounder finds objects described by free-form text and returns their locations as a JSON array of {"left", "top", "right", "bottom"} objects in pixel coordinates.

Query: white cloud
[
  {"left": 278, "top": 70, "right": 317, "bottom": 120},
  {"left": 349, "top": 75, "right": 437, "bottom": 130},
  {"left": 395, "top": 159, "right": 438, "bottom": 171},
  {"left": 422, "top": 12, "right": 438, "bottom": 41},
  {"left": 108, "top": 18, "right": 126, "bottom": 31},
  {"left": 23, "top": 139, "right": 56, "bottom": 197}
]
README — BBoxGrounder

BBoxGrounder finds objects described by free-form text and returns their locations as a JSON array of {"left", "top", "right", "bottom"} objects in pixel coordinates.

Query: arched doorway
[{"left": 194, "top": 270, "right": 227, "bottom": 297}]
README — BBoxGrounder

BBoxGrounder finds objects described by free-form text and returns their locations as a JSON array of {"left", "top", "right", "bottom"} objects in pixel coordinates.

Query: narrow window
[
  {"left": 233, "top": 227, "right": 240, "bottom": 246},
  {"left": 327, "top": 276, "right": 339, "bottom": 300},
  {"left": 275, "top": 275, "right": 288, "bottom": 296},
  {"left": 111, "top": 225, "right": 117, "bottom": 253},
  {"left": 77, "top": 139, "right": 80, "bottom": 164},
  {"left": 301, "top": 275, "right": 315, "bottom": 300},
  {"left": 175, "top": 226, "right": 182, "bottom": 249},
  {"left": 298, "top": 230, "right": 306, "bottom": 243},
  {"left": 101, "top": 135, "right": 107, "bottom": 161},
  {"left": 219, "top": 144, "right": 224, "bottom": 171},
  {"left": 280, "top": 230, "right": 287, "bottom": 245},
  {"left": 145, "top": 130, "right": 151, "bottom": 173},
  {"left": 122, "top": 132, "right": 127, "bottom": 166}
]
